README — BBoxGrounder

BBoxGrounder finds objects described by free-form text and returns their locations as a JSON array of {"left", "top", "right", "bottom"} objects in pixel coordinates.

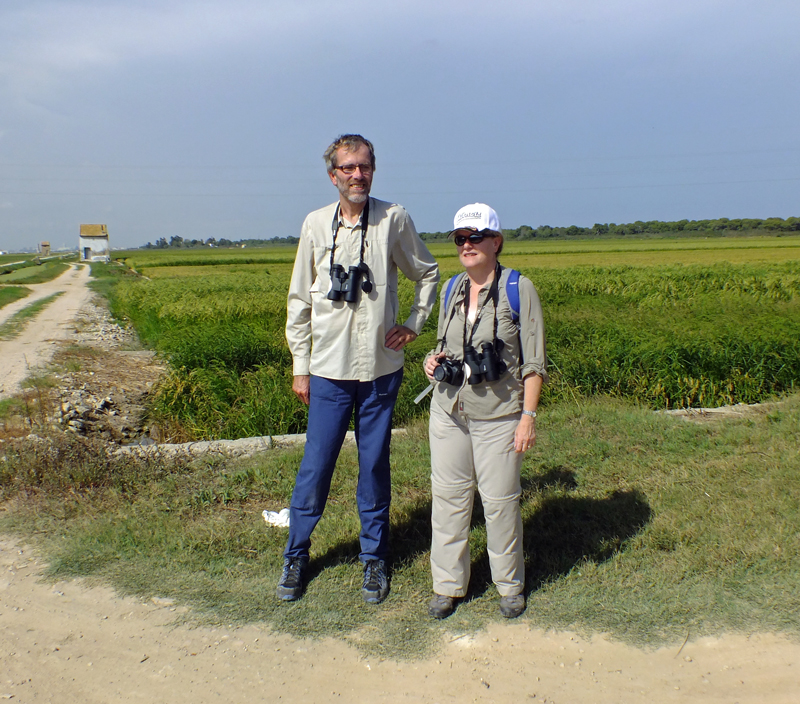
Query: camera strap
[
  {"left": 462, "top": 264, "right": 502, "bottom": 351},
  {"left": 329, "top": 199, "right": 371, "bottom": 289}
]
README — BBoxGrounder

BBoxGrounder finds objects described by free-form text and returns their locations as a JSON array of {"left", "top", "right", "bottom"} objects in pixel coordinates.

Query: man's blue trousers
[{"left": 284, "top": 369, "right": 403, "bottom": 563}]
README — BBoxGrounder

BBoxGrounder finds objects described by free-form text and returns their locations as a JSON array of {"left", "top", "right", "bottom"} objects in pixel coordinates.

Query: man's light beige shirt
[{"left": 286, "top": 197, "right": 439, "bottom": 381}]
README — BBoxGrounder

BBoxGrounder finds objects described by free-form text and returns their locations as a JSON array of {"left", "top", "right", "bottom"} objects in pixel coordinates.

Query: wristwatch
[{"left": 521, "top": 410, "right": 537, "bottom": 418}]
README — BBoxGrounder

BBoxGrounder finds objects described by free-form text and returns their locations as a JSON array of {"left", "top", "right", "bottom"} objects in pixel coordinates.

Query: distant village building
[
  {"left": 79, "top": 224, "right": 110, "bottom": 262},
  {"left": 38, "top": 241, "right": 51, "bottom": 255}
]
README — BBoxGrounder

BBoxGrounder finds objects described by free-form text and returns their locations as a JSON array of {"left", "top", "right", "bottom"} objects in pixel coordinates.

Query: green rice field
[{"left": 107, "top": 235, "right": 800, "bottom": 440}]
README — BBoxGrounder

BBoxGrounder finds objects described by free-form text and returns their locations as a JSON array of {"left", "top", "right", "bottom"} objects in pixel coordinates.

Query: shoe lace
[
  {"left": 283, "top": 558, "right": 304, "bottom": 585},
  {"left": 363, "top": 560, "right": 386, "bottom": 588}
]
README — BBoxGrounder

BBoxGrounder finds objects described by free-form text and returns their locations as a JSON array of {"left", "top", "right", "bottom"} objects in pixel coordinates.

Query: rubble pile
[
  {"left": 56, "top": 387, "right": 139, "bottom": 441},
  {"left": 38, "top": 296, "right": 166, "bottom": 444},
  {"left": 71, "top": 301, "right": 138, "bottom": 349}
]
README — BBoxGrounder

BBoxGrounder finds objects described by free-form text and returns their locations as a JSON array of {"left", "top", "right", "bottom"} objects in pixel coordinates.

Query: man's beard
[{"left": 336, "top": 177, "right": 369, "bottom": 204}]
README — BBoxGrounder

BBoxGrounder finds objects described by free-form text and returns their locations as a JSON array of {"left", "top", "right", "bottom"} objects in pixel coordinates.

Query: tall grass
[{"left": 102, "top": 252, "right": 800, "bottom": 440}]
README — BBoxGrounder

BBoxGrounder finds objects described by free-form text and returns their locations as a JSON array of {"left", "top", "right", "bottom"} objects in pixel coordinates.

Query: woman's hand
[
  {"left": 515, "top": 373, "right": 543, "bottom": 453},
  {"left": 514, "top": 414, "right": 536, "bottom": 453},
  {"left": 424, "top": 353, "right": 446, "bottom": 381}
]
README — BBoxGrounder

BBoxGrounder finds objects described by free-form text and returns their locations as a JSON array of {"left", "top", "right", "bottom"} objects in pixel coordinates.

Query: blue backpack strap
[
  {"left": 445, "top": 270, "right": 520, "bottom": 322},
  {"left": 443, "top": 273, "right": 465, "bottom": 314},
  {"left": 506, "top": 269, "right": 521, "bottom": 323}
]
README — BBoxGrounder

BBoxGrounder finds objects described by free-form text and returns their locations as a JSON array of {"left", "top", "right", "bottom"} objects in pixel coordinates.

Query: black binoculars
[
  {"left": 464, "top": 343, "right": 507, "bottom": 385},
  {"left": 327, "top": 263, "right": 372, "bottom": 303}
]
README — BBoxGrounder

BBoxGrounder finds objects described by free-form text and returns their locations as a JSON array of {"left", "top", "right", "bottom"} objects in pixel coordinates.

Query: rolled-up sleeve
[
  {"left": 391, "top": 211, "right": 439, "bottom": 334},
  {"left": 285, "top": 220, "right": 314, "bottom": 376},
  {"left": 518, "top": 277, "right": 550, "bottom": 384}
]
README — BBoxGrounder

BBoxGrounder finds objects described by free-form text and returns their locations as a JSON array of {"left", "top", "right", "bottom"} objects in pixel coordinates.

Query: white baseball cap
[{"left": 450, "top": 203, "right": 502, "bottom": 235}]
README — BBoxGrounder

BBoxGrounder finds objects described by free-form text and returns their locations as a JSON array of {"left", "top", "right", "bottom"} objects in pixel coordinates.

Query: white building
[{"left": 79, "top": 224, "right": 110, "bottom": 262}]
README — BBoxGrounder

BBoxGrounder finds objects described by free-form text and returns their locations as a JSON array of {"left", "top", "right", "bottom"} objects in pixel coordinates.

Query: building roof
[{"left": 80, "top": 224, "right": 109, "bottom": 238}]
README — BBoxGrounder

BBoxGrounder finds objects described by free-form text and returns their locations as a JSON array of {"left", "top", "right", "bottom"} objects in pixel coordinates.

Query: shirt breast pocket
[
  {"left": 364, "top": 234, "right": 387, "bottom": 287},
  {"left": 312, "top": 245, "right": 333, "bottom": 292}
]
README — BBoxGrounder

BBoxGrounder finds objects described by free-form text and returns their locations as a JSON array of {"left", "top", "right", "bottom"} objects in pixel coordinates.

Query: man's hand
[
  {"left": 292, "top": 375, "right": 311, "bottom": 405},
  {"left": 385, "top": 325, "right": 417, "bottom": 351}
]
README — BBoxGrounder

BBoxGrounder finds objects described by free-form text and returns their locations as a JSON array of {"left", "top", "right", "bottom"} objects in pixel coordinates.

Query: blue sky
[{"left": 1, "top": 0, "right": 798, "bottom": 251}]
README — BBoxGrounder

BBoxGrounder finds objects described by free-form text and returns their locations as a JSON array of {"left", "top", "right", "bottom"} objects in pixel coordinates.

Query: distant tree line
[
  {"left": 142, "top": 235, "right": 299, "bottom": 249},
  {"left": 142, "top": 217, "right": 799, "bottom": 249},
  {"left": 420, "top": 216, "right": 800, "bottom": 242}
]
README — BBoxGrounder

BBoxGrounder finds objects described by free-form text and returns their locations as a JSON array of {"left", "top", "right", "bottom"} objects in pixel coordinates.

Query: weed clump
[{"left": 0, "top": 431, "right": 185, "bottom": 499}]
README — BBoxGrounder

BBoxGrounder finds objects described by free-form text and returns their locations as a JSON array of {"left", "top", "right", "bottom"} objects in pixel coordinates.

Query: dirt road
[
  {"left": 1, "top": 538, "right": 797, "bottom": 704},
  {"left": 0, "top": 264, "right": 93, "bottom": 400}
]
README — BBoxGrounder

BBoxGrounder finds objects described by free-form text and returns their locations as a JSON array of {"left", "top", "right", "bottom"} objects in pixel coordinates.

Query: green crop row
[
  {"left": 122, "top": 248, "right": 298, "bottom": 269},
  {"left": 105, "top": 256, "right": 800, "bottom": 440},
  {"left": 531, "top": 262, "right": 800, "bottom": 304}
]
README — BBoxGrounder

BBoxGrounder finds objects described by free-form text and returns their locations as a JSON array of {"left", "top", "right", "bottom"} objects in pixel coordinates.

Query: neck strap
[
  {"left": 462, "top": 264, "right": 501, "bottom": 349},
  {"left": 329, "top": 199, "right": 370, "bottom": 280}
]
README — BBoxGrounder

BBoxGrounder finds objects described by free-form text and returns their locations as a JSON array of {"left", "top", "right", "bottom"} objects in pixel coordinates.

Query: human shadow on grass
[
  {"left": 465, "top": 471, "right": 651, "bottom": 601},
  {"left": 298, "top": 466, "right": 650, "bottom": 602}
]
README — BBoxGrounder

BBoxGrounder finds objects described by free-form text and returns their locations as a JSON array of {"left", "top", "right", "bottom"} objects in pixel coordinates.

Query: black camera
[
  {"left": 327, "top": 263, "right": 372, "bottom": 303},
  {"left": 433, "top": 358, "right": 464, "bottom": 386}
]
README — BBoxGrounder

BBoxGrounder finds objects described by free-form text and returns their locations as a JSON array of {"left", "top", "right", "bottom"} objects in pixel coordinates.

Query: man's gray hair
[{"left": 323, "top": 134, "right": 376, "bottom": 173}]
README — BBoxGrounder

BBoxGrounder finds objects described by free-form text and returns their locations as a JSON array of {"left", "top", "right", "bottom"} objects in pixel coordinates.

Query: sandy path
[
  {"left": 0, "top": 265, "right": 93, "bottom": 399},
  {"left": 1, "top": 538, "right": 797, "bottom": 703}
]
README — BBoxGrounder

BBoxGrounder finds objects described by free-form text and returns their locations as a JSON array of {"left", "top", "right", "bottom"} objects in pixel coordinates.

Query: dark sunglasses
[{"left": 453, "top": 231, "right": 496, "bottom": 247}]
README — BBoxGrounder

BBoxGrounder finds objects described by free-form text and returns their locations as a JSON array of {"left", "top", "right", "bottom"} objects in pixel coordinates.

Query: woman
[{"left": 424, "top": 203, "right": 548, "bottom": 619}]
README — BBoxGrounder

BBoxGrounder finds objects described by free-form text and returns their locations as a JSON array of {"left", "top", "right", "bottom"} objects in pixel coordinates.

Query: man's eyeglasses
[
  {"left": 453, "top": 231, "right": 496, "bottom": 247},
  {"left": 335, "top": 163, "right": 373, "bottom": 175}
]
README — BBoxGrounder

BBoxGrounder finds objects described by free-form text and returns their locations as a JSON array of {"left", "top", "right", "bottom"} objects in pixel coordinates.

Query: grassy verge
[
  {"left": 0, "top": 292, "right": 65, "bottom": 340},
  {"left": 0, "top": 286, "right": 32, "bottom": 310},
  {"left": 87, "top": 260, "right": 137, "bottom": 298},
  {"left": 0, "top": 261, "right": 71, "bottom": 284},
  {"left": 2, "top": 393, "right": 798, "bottom": 658}
]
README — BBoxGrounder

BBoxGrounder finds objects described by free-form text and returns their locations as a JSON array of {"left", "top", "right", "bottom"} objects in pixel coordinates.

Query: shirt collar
[{"left": 336, "top": 201, "right": 369, "bottom": 230}]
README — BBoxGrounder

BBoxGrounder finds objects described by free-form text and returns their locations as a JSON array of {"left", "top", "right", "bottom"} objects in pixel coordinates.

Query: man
[{"left": 280, "top": 134, "right": 439, "bottom": 604}]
